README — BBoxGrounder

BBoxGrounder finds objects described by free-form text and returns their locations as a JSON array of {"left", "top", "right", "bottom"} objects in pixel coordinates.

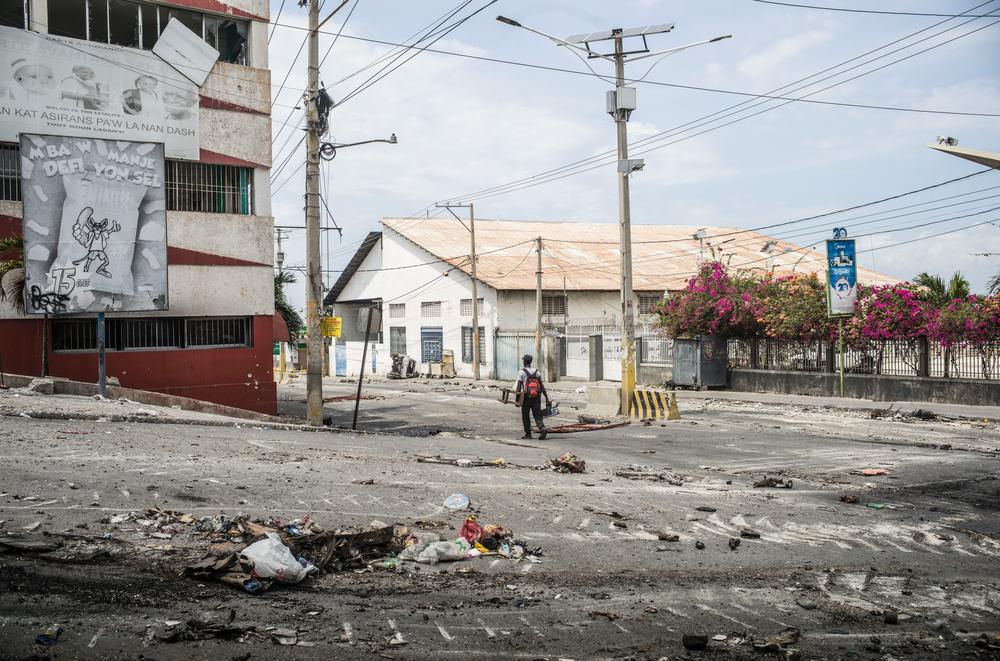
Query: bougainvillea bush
[{"left": 656, "top": 262, "right": 763, "bottom": 339}]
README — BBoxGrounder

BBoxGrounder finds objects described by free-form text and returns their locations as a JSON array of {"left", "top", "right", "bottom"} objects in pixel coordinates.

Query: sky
[{"left": 265, "top": 0, "right": 1000, "bottom": 310}]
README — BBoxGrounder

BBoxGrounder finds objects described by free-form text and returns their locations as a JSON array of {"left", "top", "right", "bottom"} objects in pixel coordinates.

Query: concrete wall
[
  {"left": 729, "top": 369, "right": 1000, "bottom": 407},
  {"left": 333, "top": 229, "right": 499, "bottom": 379}
]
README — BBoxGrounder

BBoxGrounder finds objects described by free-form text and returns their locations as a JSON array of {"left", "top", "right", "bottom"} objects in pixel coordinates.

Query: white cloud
[{"left": 737, "top": 29, "right": 834, "bottom": 79}]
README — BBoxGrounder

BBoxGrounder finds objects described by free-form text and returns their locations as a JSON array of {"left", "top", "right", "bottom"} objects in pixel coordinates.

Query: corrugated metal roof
[
  {"left": 381, "top": 218, "right": 896, "bottom": 291},
  {"left": 323, "top": 231, "right": 381, "bottom": 306}
]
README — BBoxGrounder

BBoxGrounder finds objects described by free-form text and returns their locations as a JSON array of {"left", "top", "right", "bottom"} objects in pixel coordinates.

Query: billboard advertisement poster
[
  {"left": 826, "top": 238, "right": 857, "bottom": 316},
  {"left": 0, "top": 26, "right": 199, "bottom": 159},
  {"left": 20, "top": 134, "right": 168, "bottom": 315}
]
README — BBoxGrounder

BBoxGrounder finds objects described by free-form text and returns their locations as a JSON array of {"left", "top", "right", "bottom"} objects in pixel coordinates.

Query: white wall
[
  {"left": 497, "top": 290, "right": 622, "bottom": 330},
  {"left": 334, "top": 229, "right": 498, "bottom": 378}
]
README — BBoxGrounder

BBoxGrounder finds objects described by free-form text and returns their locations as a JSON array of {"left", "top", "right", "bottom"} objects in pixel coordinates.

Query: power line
[
  {"left": 750, "top": 0, "right": 1000, "bottom": 18},
  {"left": 400, "top": 2, "right": 998, "bottom": 215},
  {"left": 268, "top": 0, "right": 287, "bottom": 43}
]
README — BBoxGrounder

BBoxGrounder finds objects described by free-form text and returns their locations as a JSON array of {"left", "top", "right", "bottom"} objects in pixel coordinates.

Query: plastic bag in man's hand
[{"left": 240, "top": 532, "right": 317, "bottom": 583}]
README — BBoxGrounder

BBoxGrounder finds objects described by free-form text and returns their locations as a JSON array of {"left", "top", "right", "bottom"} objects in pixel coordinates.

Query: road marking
[
  {"left": 388, "top": 619, "right": 405, "bottom": 644},
  {"left": 342, "top": 622, "right": 353, "bottom": 642},
  {"left": 613, "top": 622, "right": 629, "bottom": 633},
  {"left": 521, "top": 563, "right": 534, "bottom": 573},
  {"left": 662, "top": 606, "right": 690, "bottom": 619},
  {"left": 697, "top": 604, "right": 758, "bottom": 630},
  {"left": 88, "top": 629, "right": 104, "bottom": 648},
  {"left": 477, "top": 619, "right": 496, "bottom": 638},
  {"left": 732, "top": 603, "right": 788, "bottom": 628},
  {"left": 436, "top": 622, "right": 455, "bottom": 641},
  {"left": 519, "top": 616, "right": 544, "bottom": 637},
  {"left": 577, "top": 518, "right": 590, "bottom": 529}
]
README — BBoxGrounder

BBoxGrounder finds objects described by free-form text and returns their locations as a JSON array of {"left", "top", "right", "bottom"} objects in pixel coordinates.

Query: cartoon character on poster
[{"left": 19, "top": 134, "right": 169, "bottom": 314}]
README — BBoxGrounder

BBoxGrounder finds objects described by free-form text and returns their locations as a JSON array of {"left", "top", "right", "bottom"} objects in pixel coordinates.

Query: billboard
[
  {"left": 20, "top": 134, "right": 168, "bottom": 314},
  {"left": 0, "top": 26, "right": 199, "bottom": 159},
  {"left": 826, "top": 238, "right": 857, "bottom": 316}
]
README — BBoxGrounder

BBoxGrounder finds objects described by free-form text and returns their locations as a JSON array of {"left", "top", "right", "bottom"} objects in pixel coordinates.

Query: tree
[
  {"left": 913, "top": 270, "right": 970, "bottom": 305},
  {"left": 988, "top": 270, "right": 1000, "bottom": 296},
  {"left": 274, "top": 270, "right": 303, "bottom": 343},
  {"left": 0, "top": 234, "right": 25, "bottom": 315}
]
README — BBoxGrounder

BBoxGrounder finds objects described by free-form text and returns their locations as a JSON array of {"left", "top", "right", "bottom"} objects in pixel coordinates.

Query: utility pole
[
  {"left": 304, "top": 0, "right": 323, "bottom": 426},
  {"left": 495, "top": 14, "right": 730, "bottom": 415},
  {"left": 436, "top": 202, "right": 480, "bottom": 380},
  {"left": 611, "top": 30, "right": 637, "bottom": 415},
  {"left": 535, "top": 236, "right": 542, "bottom": 366}
]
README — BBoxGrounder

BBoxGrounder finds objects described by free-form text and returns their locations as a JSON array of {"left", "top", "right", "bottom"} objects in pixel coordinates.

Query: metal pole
[
  {"left": 838, "top": 317, "right": 845, "bottom": 398},
  {"left": 41, "top": 313, "right": 49, "bottom": 377},
  {"left": 304, "top": 0, "right": 324, "bottom": 426},
  {"left": 276, "top": 231, "right": 287, "bottom": 384},
  {"left": 614, "top": 31, "right": 637, "bottom": 415},
  {"left": 470, "top": 203, "right": 480, "bottom": 380},
  {"left": 535, "top": 236, "right": 542, "bottom": 365},
  {"left": 97, "top": 312, "right": 106, "bottom": 398},
  {"left": 352, "top": 306, "right": 374, "bottom": 430}
]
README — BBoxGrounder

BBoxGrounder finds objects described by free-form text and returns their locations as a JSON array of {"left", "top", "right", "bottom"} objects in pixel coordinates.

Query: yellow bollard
[{"left": 667, "top": 392, "right": 681, "bottom": 420}]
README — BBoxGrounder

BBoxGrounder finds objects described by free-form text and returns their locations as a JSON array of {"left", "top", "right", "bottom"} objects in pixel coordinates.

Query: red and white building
[{"left": 0, "top": 0, "right": 276, "bottom": 413}]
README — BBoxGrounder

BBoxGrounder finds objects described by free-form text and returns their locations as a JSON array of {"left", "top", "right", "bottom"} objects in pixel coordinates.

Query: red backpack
[{"left": 524, "top": 369, "right": 541, "bottom": 398}]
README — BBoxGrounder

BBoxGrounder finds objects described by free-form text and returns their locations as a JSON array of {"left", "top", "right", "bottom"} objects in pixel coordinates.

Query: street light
[
  {"left": 497, "top": 15, "right": 730, "bottom": 414},
  {"left": 319, "top": 134, "right": 398, "bottom": 161}
]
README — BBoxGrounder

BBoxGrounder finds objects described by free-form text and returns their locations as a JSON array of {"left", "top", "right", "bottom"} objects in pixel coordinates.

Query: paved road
[{"left": 1, "top": 382, "right": 998, "bottom": 659}]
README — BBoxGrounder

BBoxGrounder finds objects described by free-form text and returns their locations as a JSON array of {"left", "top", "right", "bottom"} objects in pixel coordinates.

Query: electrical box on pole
[{"left": 606, "top": 87, "right": 636, "bottom": 119}]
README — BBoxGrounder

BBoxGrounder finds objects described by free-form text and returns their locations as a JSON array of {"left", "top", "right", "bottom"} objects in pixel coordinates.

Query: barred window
[
  {"left": 186, "top": 317, "right": 252, "bottom": 347},
  {"left": 1, "top": 0, "right": 28, "bottom": 28},
  {"left": 637, "top": 293, "right": 663, "bottom": 314},
  {"left": 389, "top": 303, "right": 405, "bottom": 319},
  {"left": 53, "top": 316, "right": 252, "bottom": 351},
  {"left": 166, "top": 161, "right": 253, "bottom": 215},
  {"left": 421, "top": 301, "right": 442, "bottom": 318},
  {"left": 460, "top": 298, "right": 484, "bottom": 317},
  {"left": 45, "top": 0, "right": 248, "bottom": 63},
  {"left": 389, "top": 326, "right": 406, "bottom": 354},
  {"left": 541, "top": 294, "right": 567, "bottom": 316},
  {"left": 0, "top": 143, "right": 20, "bottom": 202},
  {"left": 461, "top": 326, "right": 485, "bottom": 364}
]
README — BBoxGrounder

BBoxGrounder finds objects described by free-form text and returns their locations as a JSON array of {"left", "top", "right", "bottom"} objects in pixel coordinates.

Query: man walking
[{"left": 515, "top": 354, "right": 550, "bottom": 440}]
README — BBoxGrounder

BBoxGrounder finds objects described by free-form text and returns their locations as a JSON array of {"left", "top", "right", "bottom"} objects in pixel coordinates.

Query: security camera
[{"left": 936, "top": 136, "right": 959, "bottom": 146}]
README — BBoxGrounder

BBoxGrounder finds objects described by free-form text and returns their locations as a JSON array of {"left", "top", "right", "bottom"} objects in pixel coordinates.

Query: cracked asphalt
[{"left": 1, "top": 379, "right": 999, "bottom": 659}]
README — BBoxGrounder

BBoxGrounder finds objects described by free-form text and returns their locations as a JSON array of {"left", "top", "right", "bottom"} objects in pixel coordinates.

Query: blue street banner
[{"left": 827, "top": 239, "right": 857, "bottom": 316}]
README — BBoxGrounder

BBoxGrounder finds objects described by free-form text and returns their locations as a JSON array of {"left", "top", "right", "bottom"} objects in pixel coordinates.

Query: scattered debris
[
  {"left": 856, "top": 468, "right": 889, "bottom": 476},
  {"left": 695, "top": 506, "right": 717, "bottom": 513},
  {"left": 682, "top": 634, "right": 709, "bottom": 650},
  {"left": 444, "top": 493, "right": 471, "bottom": 510},
  {"left": 547, "top": 452, "right": 586, "bottom": 473},
  {"left": 0, "top": 537, "right": 61, "bottom": 553},
  {"left": 546, "top": 421, "right": 629, "bottom": 433},
  {"left": 796, "top": 598, "right": 818, "bottom": 611},
  {"left": 753, "top": 476, "right": 793, "bottom": 489},
  {"left": 22, "top": 521, "right": 42, "bottom": 532},
  {"left": 418, "top": 455, "right": 508, "bottom": 468},
  {"left": 657, "top": 532, "right": 680, "bottom": 542},
  {"left": 840, "top": 494, "right": 859, "bottom": 504},
  {"left": 241, "top": 533, "right": 317, "bottom": 583},
  {"left": 728, "top": 537, "right": 741, "bottom": 551},
  {"left": 352, "top": 478, "right": 375, "bottom": 485},
  {"left": 35, "top": 624, "right": 63, "bottom": 646},
  {"left": 268, "top": 627, "right": 299, "bottom": 645},
  {"left": 883, "top": 608, "right": 899, "bottom": 625},
  {"left": 156, "top": 610, "right": 251, "bottom": 643},
  {"left": 613, "top": 464, "right": 683, "bottom": 485},
  {"left": 695, "top": 540, "right": 705, "bottom": 550},
  {"left": 589, "top": 611, "right": 618, "bottom": 621},
  {"left": 867, "top": 503, "right": 887, "bottom": 510},
  {"left": 399, "top": 538, "right": 471, "bottom": 565},
  {"left": 740, "top": 529, "right": 761, "bottom": 539},
  {"left": 26, "top": 378, "right": 55, "bottom": 395},
  {"left": 752, "top": 626, "right": 801, "bottom": 653}
]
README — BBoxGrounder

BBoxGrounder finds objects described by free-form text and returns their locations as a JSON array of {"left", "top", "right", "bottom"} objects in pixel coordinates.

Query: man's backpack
[{"left": 524, "top": 369, "right": 541, "bottom": 398}]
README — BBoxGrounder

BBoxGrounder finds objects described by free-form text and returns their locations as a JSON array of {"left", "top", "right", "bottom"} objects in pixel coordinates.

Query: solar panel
[{"left": 565, "top": 23, "right": 674, "bottom": 43}]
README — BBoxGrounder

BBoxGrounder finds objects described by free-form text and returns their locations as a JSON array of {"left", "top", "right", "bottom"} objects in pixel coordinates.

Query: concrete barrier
[
  {"left": 630, "top": 388, "right": 680, "bottom": 420},
  {"left": 585, "top": 385, "right": 622, "bottom": 418}
]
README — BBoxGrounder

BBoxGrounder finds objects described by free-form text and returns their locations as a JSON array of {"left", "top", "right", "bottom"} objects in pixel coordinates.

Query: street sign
[
  {"left": 826, "top": 238, "right": 857, "bottom": 316},
  {"left": 321, "top": 316, "right": 342, "bottom": 338},
  {"left": 273, "top": 342, "right": 280, "bottom": 356}
]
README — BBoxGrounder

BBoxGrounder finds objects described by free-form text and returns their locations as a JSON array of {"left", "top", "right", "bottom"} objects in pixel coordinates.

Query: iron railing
[
  {"left": 0, "top": 143, "right": 21, "bottom": 202},
  {"left": 164, "top": 161, "right": 253, "bottom": 215},
  {"left": 53, "top": 316, "right": 252, "bottom": 352},
  {"left": 727, "top": 337, "right": 1000, "bottom": 381}
]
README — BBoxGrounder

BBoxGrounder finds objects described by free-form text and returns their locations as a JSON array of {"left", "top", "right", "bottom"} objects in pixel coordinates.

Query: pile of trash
[
  {"left": 536, "top": 452, "right": 586, "bottom": 473},
  {"left": 613, "top": 464, "right": 683, "bottom": 485},
  {"left": 396, "top": 514, "right": 540, "bottom": 565}
]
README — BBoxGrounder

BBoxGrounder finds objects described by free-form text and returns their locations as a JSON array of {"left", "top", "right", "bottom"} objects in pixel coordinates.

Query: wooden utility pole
[
  {"left": 304, "top": 0, "right": 323, "bottom": 426},
  {"left": 535, "top": 236, "right": 542, "bottom": 365}
]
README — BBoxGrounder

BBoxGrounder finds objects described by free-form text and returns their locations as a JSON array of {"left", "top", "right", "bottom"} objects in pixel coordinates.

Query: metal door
[
  {"left": 420, "top": 327, "right": 443, "bottom": 363},
  {"left": 494, "top": 331, "right": 546, "bottom": 381}
]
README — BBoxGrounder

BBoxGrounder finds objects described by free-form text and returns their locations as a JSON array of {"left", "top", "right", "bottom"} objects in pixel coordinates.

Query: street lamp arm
[
  {"left": 319, "top": 134, "right": 397, "bottom": 161},
  {"left": 625, "top": 34, "right": 732, "bottom": 63},
  {"left": 495, "top": 15, "right": 614, "bottom": 62}
]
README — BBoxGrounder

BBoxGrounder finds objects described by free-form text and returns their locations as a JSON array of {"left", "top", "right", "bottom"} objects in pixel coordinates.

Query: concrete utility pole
[
  {"left": 304, "top": 0, "right": 323, "bottom": 426},
  {"left": 611, "top": 30, "right": 637, "bottom": 415},
  {"left": 436, "top": 202, "right": 480, "bottom": 379},
  {"left": 495, "top": 15, "right": 730, "bottom": 414},
  {"left": 535, "top": 236, "right": 543, "bottom": 365}
]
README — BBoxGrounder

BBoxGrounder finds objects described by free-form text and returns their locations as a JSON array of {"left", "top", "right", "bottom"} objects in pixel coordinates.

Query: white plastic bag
[
  {"left": 240, "top": 532, "right": 316, "bottom": 583},
  {"left": 399, "top": 538, "right": 471, "bottom": 565}
]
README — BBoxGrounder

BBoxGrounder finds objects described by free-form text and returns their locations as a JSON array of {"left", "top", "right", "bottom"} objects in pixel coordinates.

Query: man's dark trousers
[{"left": 522, "top": 396, "right": 544, "bottom": 435}]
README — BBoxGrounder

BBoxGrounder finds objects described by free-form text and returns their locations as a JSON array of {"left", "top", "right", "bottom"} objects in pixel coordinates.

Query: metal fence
[{"left": 727, "top": 337, "right": 1000, "bottom": 381}]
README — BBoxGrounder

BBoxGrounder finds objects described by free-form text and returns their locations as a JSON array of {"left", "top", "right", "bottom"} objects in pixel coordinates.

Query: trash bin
[{"left": 672, "top": 336, "right": 728, "bottom": 387}]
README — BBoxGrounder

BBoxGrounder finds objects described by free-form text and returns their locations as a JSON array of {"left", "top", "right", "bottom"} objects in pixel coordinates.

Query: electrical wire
[
  {"left": 750, "top": 0, "right": 1000, "bottom": 18},
  {"left": 268, "top": 0, "right": 287, "bottom": 43}
]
